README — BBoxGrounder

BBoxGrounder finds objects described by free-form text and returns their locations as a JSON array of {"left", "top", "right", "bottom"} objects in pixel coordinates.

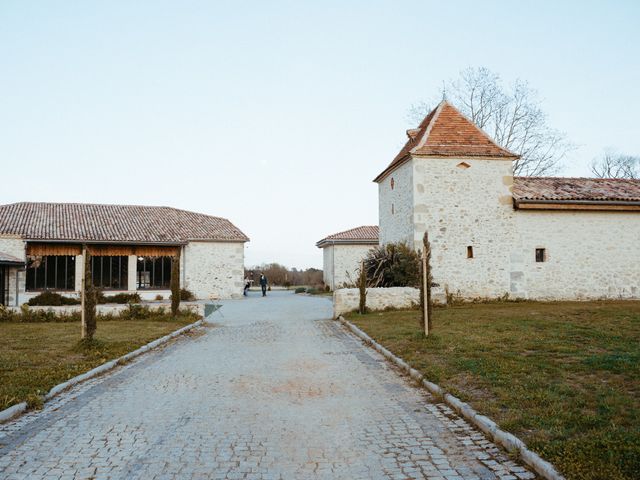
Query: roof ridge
[
  {"left": 411, "top": 101, "right": 446, "bottom": 153},
  {"left": 1, "top": 202, "right": 232, "bottom": 222}
]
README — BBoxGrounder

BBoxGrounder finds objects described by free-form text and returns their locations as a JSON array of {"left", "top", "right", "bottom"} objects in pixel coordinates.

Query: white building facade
[
  {"left": 375, "top": 101, "right": 640, "bottom": 301},
  {"left": 0, "top": 203, "right": 249, "bottom": 306},
  {"left": 316, "top": 226, "right": 378, "bottom": 290}
]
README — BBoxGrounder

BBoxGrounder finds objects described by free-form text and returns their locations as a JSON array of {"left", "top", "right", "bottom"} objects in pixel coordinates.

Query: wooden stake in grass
[
  {"left": 170, "top": 250, "right": 181, "bottom": 317},
  {"left": 421, "top": 232, "right": 433, "bottom": 336},
  {"left": 81, "top": 245, "right": 97, "bottom": 340},
  {"left": 358, "top": 260, "right": 367, "bottom": 314}
]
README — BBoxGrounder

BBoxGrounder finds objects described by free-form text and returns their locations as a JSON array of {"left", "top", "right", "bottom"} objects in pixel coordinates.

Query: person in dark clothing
[{"left": 259, "top": 273, "right": 268, "bottom": 297}]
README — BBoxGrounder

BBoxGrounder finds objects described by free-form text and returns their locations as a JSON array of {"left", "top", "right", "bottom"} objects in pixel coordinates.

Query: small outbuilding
[
  {"left": 0, "top": 202, "right": 249, "bottom": 305},
  {"left": 316, "top": 226, "right": 378, "bottom": 290}
]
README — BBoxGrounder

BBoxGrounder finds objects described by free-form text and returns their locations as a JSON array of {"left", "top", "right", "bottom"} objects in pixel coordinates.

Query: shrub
[
  {"left": 27, "top": 291, "right": 80, "bottom": 306},
  {"left": 363, "top": 243, "right": 421, "bottom": 288},
  {"left": 97, "top": 292, "right": 142, "bottom": 304},
  {"left": 155, "top": 294, "right": 164, "bottom": 301},
  {"left": 179, "top": 288, "right": 196, "bottom": 301},
  {"left": 294, "top": 287, "right": 306, "bottom": 294}
]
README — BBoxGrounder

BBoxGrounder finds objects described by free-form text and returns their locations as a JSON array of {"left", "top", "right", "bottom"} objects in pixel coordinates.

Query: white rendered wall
[
  {"left": 184, "top": 241, "right": 245, "bottom": 299},
  {"left": 324, "top": 244, "right": 376, "bottom": 290},
  {"left": 0, "top": 237, "right": 26, "bottom": 306},
  {"left": 379, "top": 161, "right": 414, "bottom": 248},
  {"left": 322, "top": 246, "right": 335, "bottom": 289}
]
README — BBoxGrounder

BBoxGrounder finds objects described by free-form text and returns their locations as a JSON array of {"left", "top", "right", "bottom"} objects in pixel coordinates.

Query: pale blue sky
[{"left": 1, "top": 1, "right": 639, "bottom": 268}]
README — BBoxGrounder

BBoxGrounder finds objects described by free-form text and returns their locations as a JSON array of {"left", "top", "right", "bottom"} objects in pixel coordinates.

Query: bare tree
[
  {"left": 409, "top": 67, "right": 573, "bottom": 176},
  {"left": 591, "top": 150, "right": 640, "bottom": 179}
]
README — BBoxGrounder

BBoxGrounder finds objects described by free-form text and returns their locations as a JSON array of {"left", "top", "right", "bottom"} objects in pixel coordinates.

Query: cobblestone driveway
[{"left": 0, "top": 291, "right": 534, "bottom": 480}]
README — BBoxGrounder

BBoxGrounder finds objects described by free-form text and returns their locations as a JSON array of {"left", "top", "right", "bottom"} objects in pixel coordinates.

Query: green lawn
[
  {"left": 346, "top": 301, "right": 640, "bottom": 480},
  {"left": 0, "top": 313, "right": 199, "bottom": 411}
]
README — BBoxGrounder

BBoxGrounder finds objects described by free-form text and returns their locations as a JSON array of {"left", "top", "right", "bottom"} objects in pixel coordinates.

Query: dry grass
[
  {"left": 347, "top": 300, "right": 640, "bottom": 480},
  {"left": 0, "top": 313, "right": 198, "bottom": 411}
]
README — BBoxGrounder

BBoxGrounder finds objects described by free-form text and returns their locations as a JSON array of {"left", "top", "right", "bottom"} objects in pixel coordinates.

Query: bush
[
  {"left": 155, "top": 294, "right": 164, "bottom": 301},
  {"left": 97, "top": 292, "right": 142, "bottom": 304},
  {"left": 294, "top": 287, "right": 306, "bottom": 294},
  {"left": 363, "top": 243, "right": 421, "bottom": 288},
  {"left": 27, "top": 291, "right": 80, "bottom": 306},
  {"left": 179, "top": 288, "right": 196, "bottom": 301}
]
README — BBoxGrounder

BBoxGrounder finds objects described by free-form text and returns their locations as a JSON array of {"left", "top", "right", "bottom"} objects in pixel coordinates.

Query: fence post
[{"left": 422, "top": 232, "right": 432, "bottom": 336}]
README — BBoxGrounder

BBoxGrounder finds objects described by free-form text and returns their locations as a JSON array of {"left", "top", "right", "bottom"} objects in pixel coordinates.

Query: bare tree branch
[
  {"left": 591, "top": 150, "right": 640, "bottom": 179},
  {"left": 409, "top": 67, "right": 574, "bottom": 176}
]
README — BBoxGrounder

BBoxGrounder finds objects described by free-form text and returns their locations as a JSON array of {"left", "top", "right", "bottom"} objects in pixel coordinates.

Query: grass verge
[
  {"left": 346, "top": 300, "right": 640, "bottom": 480},
  {"left": 1, "top": 311, "right": 199, "bottom": 412}
]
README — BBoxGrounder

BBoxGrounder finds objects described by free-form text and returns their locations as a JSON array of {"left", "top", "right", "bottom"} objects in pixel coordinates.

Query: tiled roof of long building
[
  {"left": 0, "top": 202, "right": 249, "bottom": 243},
  {"left": 513, "top": 177, "right": 640, "bottom": 203}
]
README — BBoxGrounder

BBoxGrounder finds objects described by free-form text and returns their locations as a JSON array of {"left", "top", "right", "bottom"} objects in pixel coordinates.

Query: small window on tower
[
  {"left": 535, "top": 248, "right": 546, "bottom": 263},
  {"left": 467, "top": 246, "right": 474, "bottom": 259},
  {"left": 390, "top": 177, "right": 395, "bottom": 190},
  {"left": 457, "top": 161, "right": 471, "bottom": 169},
  {"left": 391, "top": 203, "right": 395, "bottom": 215}
]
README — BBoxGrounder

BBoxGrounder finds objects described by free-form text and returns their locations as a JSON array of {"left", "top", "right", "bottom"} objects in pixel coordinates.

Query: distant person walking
[
  {"left": 259, "top": 273, "right": 268, "bottom": 297},
  {"left": 243, "top": 276, "right": 251, "bottom": 296}
]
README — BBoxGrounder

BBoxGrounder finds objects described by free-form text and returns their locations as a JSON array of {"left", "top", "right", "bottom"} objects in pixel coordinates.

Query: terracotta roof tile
[
  {"left": 316, "top": 226, "right": 379, "bottom": 247},
  {"left": 374, "top": 101, "right": 517, "bottom": 182},
  {"left": 513, "top": 177, "right": 640, "bottom": 203},
  {"left": 0, "top": 202, "right": 249, "bottom": 243}
]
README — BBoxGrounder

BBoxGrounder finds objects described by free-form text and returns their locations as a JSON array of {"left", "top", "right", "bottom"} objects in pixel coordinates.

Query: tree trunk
[{"left": 171, "top": 251, "right": 181, "bottom": 317}]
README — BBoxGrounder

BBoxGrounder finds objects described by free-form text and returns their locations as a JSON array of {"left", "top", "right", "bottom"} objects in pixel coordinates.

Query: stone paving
[{"left": 0, "top": 291, "right": 536, "bottom": 479}]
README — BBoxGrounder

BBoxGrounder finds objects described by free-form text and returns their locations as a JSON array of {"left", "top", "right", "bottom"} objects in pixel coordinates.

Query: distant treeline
[{"left": 244, "top": 263, "right": 323, "bottom": 288}]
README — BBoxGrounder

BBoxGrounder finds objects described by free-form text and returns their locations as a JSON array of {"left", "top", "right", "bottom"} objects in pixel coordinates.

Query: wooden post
[
  {"left": 358, "top": 260, "right": 367, "bottom": 314},
  {"left": 422, "top": 232, "right": 432, "bottom": 336},
  {"left": 81, "top": 245, "right": 87, "bottom": 339},
  {"left": 422, "top": 246, "right": 428, "bottom": 336}
]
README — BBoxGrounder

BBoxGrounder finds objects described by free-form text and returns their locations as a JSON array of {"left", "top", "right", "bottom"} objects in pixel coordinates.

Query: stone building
[
  {"left": 0, "top": 202, "right": 249, "bottom": 306},
  {"left": 316, "top": 226, "right": 378, "bottom": 290},
  {"left": 374, "top": 100, "right": 640, "bottom": 300}
]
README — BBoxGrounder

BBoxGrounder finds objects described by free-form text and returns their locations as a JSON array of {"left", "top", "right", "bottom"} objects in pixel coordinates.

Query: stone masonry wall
[
  {"left": 184, "top": 241, "right": 245, "bottom": 300},
  {"left": 379, "top": 161, "right": 414, "bottom": 248},
  {"left": 323, "top": 244, "right": 376, "bottom": 290},
  {"left": 512, "top": 210, "right": 640, "bottom": 300},
  {"left": 333, "top": 287, "right": 420, "bottom": 317},
  {"left": 380, "top": 155, "right": 640, "bottom": 301},
  {"left": 411, "top": 157, "right": 517, "bottom": 299},
  {"left": 322, "top": 246, "right": 334, "bottom": 289}
]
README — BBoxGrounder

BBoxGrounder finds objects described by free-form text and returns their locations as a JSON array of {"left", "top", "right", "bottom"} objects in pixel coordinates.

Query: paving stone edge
[
  {"left": 337, "top": 315, "right": 565, "bottom": 480},
  {"left": 0, "top": 317, "right": 205, "bottom": 425}
]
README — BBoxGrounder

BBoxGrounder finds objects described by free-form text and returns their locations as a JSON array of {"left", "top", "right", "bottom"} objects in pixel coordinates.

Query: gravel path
[{"left": 0, "top": 291, "right": 534, "bottom": 479}]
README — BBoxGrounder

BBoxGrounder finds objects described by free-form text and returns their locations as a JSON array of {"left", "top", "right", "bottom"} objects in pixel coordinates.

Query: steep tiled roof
[
  {"left": 316, "top": 226, "right": 379, "bottom": 247},
  {"left": 0, "top": 203, "right": 249, "bottom": 243},
  {"left": 374, "top": 101, "right": 518, "bottom": 182},
  {"left": 513, "top": 177, "right": 640, "bottom": 203}
]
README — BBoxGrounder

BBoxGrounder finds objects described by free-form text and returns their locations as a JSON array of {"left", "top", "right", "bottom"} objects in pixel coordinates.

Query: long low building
[{"left": 0, "top": 202, "right": 249, "bottom": 306}]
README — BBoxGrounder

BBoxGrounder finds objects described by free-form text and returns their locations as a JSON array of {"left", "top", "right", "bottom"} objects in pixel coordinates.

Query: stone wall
[
  {"left": 333, "top": 287, "right": 420, "bottom": 318},
  {"left": 322, "top": 244, "right": 376, "bottom": 290},
  {"left": 5, "top": 302, "right": 205, "bottom": 317},
  {"left": 512, "top": 210, "right": 640, "bottom": 300},
  {"left": 184, "top": 241, "right": 245, "bottom": 299},
  {"left": 379, "top": 161, "right": 414, "bottom": 247},
  {"left": 379, "top": 155, "right": 640, "bottom": 301}
]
